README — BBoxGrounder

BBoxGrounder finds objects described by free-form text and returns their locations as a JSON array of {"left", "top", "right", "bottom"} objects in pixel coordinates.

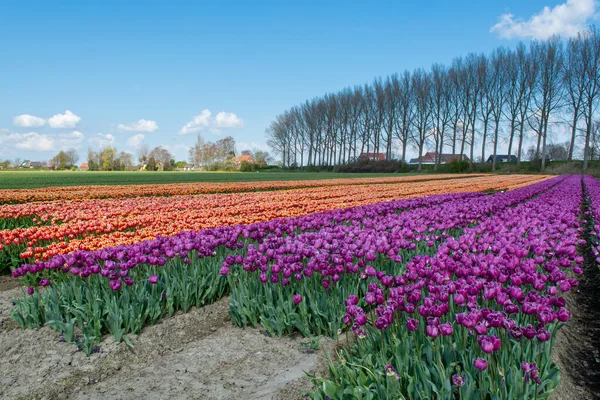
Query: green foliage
[
  {"left": 11, "top": 250, "right": 229, "bottom": 353},
  {"left": 0, "top": 171, "right": 407, "bottom": 190},
  {"left": 335, "top": 159, "right": 407, "bottom": 173},
  {"left": 447, "top": 159, "right": 470, "bottom": 173},
  {"left": 239, "top": 160, "right": 255, "bottom": 172},
  {"left": 308, "top": 321, "right": 560, "bottom": 400}
]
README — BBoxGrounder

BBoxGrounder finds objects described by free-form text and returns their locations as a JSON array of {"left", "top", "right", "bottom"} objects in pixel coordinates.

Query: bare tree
[
  {"left": 530, "top": 37, "right": 564, "bottom": 171},
  {"left": 580, "top": 27, "right": 600, "bottom": 171},
  {"left": 66, "top": 148, "right": 80, "bottom": 166},
  {"left": 477, "top": 54, "right": 494, "bottom": 166},
  {"left": 137, "top": 144, "right": 150, "bottom": 165},
  {"left": 431, "top": 64, "right": 452, "bottom": 168},
  {"left": 411, "top": 69, "right": 433, "bottom": 172},
  {"left": 504, "top": 44, "right": 530, "bottom": 163},
  {"left": 394, "top": 71, "right": 414, "bottom": 163},
  {"left": 489, "top": 48, "right": 509, "bottom": 171},
  {"left": 564, "top": 34, "right": 587, "bottom": 160}
]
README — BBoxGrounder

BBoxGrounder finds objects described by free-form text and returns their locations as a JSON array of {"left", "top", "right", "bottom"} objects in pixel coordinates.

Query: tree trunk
[
  {"left": 517, "top": 121, "right": 525, "bottom": 168},
  {"left": 481, "top": 120, "right": 488, "bottom": 166},
  {"left": 507, "top": 117, "right": 516, "bottom": 162},
  {"left": 568, "top": 110, "right": 579, "bottom": 161},
  {"left": 492, "top": 119, "right": 500, "bottom": 171}
]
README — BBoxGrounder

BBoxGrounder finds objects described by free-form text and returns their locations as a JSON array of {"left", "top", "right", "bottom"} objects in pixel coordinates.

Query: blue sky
[{"left": 0, "top": 0, "right": 597, "bottom": 164}]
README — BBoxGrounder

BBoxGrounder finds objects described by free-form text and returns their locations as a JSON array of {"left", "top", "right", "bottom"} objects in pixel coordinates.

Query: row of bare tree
[{"left": 266, "top": 27, "right": 600, "bottom": 171}]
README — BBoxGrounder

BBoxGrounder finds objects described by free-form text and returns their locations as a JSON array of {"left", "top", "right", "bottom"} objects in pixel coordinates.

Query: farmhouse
[
  {"left": 19, "top": 160, "right": 43, "bottom": 169},
  {"left": 486, "top": 155, "right": 518, "bottom": 163},
  {"left": 235, "top": 154, "right": 255, "bottom": 165},
  {"left": 359, "top": 152, "right": 385, "bottom": 161},
  {"left": 408, "top": 152, "right": 469, "bottom": 165},
  {"left": 79, "top": 162, "right": 89, "bottom": 171}
]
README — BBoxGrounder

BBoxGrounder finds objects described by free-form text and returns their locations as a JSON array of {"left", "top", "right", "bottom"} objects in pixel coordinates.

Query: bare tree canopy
[{"left": 266, "top": 26, "right": 600, "bottom": 172}]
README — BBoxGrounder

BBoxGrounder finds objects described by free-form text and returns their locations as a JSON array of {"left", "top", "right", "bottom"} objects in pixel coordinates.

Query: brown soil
[
  {"left": 0, "top": 275, "right": 21, "bottom": 292},
  {"left": 551, "top": 260, "right": 600, "bottom": 400},
  {"left": 1, "top": 261, "right": 598, "bottom": 399},
  {"left": 0, "top": 286, "right": 336, "bottom": 400}
]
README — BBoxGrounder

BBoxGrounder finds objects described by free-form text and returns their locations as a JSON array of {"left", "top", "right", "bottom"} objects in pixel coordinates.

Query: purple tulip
[
  {"left": 148, "top": 275, "right": 159, "bottom": 284},
  {"left": 292, "top": 294, "right": 302, "bottom": 304},
  {"left": 426, "top": 324, "right": 440, "bottom": 339},
  {"left": 474, "top": 358, "right": 488, "bottom": 371},
  {"left": 478, "top": 336, "right": 495, "bottom": 354},
  {"left": 474, "top": 322, "right": 488, "bottom": 335},
  {"left": 536, "top": 328, "right": 551, "bottom": 342},
  {"left": 27, "top": 286, "right": 34, "bottom": 295},
  {"left": 385, "top": 364, "right": 399, "bottom": 379},
  {"left": 219, "top": 266, "right": 230, "bottom": 276},
  {"left": 406, "top": 318, "right": 419, "bottom": 331},
  {"left": 355, "top": 314, "right": 367, "bottom": 326},
  {"left": 39, "top": 278, "right": 50, "bottom": 287},
  {"left": 557, "top": 308, "right": 571, "bottom": 322},
  {"left": 452, "top": 374, "right": 465, "bottom": 387},
  {"left": 522, "top": 362, "right": 541, "bottom": 384},
  {"left": 440, "top": 322, "right": 454, "bottom": 336},
  {"left": 109, "top": 280, "right": 122, "bottom": 291},
  {"left": 346, "top": 295, "right": 359, "bottom": 306}
]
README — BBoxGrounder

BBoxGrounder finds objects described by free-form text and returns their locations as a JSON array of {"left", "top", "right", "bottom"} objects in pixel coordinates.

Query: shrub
[
  {"left": 447, "top": 159, "right": 470, "bottom": 173},
  {"left": 335, "top": 159, "right": 406, "bottom": 173}
]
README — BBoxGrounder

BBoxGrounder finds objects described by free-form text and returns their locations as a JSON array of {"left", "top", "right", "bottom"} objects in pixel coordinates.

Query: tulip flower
[
  {"left": 452, "top": 374, "right": 465, "bottom": 387},
  {"left": 292, "top": 294, "right": 302, "bottom": 305},
  {"left": 474, "top": 358, "right": 488, "bottom": 371}
]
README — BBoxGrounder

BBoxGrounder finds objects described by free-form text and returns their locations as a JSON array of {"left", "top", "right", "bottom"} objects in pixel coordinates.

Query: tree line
[
  {"left": 88, "top": 145, "right": 175, "bottom": 171},
  {"left": 266, "top": 27, "right": 600, "bottom": 172}
]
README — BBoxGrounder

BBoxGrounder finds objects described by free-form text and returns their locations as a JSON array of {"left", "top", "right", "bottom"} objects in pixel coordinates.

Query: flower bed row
[
  {"left": 584, "top": 175, "right": 600, "bottom": 273},
  {"left": 0, "top": 175, "right": 545, "bottom": 271},
  {"left": 11, "top": 177, "right": 560, "bottom": 361},
  {"left": 0, "top": 174, "right": 480, "bottom": 204},
  {"left": 309, "top": 175, "right": 587, "bottom": 399}
]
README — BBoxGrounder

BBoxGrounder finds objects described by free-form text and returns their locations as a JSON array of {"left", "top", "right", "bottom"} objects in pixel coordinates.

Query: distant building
[
  {"left": 20, "top": 160, "right": 43, "bottom": 169},
  {"left": 79, "top": 162, "right": 89, "bottom": 171},
  {"left": 359, "top": 152, "right": 386, "bottom": 161},
  {"left": 235, "top": 154, "right": 255, "bottom": 164},
  {"left": 486, "top": 155, "right": 518, "bottom": 163},
  {"left": 409, "top": 152, "right": 469, "bottom": 165},
  {"left": 175, "top": 163, "right": 193, "bottom": 171}
]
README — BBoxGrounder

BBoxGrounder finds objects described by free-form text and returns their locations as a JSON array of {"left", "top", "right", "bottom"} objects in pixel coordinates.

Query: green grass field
[{"left": 0, "top": 170, "right": 411, "bottom": 189}]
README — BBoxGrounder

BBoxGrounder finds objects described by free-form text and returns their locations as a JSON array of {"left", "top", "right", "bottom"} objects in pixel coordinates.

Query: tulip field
[{"left": 2, "top": 173, "right": 599, "bottom": 399}]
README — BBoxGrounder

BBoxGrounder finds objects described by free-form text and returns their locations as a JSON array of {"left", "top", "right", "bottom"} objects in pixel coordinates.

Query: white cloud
[
  {"left": 490, "top": 0, "right": 598, "bottom": 39},
  {"left": 48, "top": 110, "right": 81, "bottom": 128},
  {"left": 127, "top": 133, "right": 145, "bottom": 147},
  {"left": 13, "top": 114, "right": 46, "bottom": 128},
  {"left": 0, "top": 132, "right": 54, "bottom": 151},
  {"left": 179, "top": 109, "right": 212, "bottom": 135},
  {"left": 215, "top": 112, "right": 244, "bottom": 128},
  {"left": 0, "top": 130, "right": 85, "bottom": 153},
  {"left": 15, "top": 133, "right": 54, "bottom": 151},
  {"left": 88, "top": 133, "right": 115, "bottom": 148},
  {"left": 117, "top": 119, "right": 159, "bottom": 132},
  {"left": 178, "top": 109, "right": 243, "bottom": 135},
  {"left": 57, "top": 130, "right": 84, "bottom": 141},
  {"left": 56, "top": 130, "right": 85, "bottom": 149}
]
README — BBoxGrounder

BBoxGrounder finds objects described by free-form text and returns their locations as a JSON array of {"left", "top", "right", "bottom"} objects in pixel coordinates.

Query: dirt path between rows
[
  {"left": 1, "top": 269, "right": 599, "bottom": 400},
  {"left": 0, "top": 286, "right": 335, "bottom": 400},
  {"left": 551, "top": 261, "right": 600, "bottom": 400}
]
